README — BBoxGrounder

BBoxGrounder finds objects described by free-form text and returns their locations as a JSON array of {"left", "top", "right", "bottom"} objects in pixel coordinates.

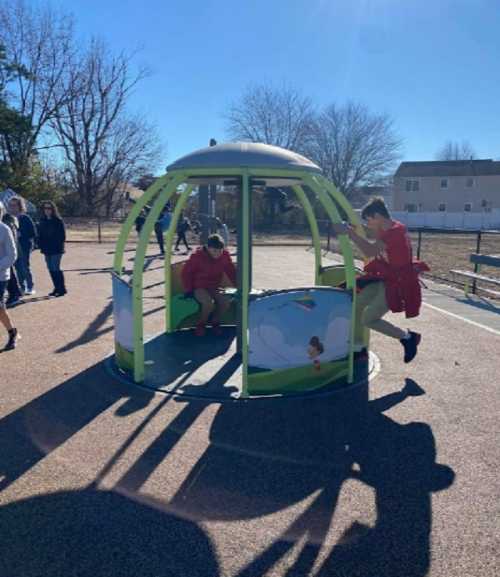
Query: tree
[
  {"left": 51, "top": 40, "right": 162, "bottom": 216},
  {"left": 309, "top": 102, "right": 402, "bottom": 198},
  {"left": 0, "top": 43, "right": 33, "bottom": 188},
  {"left": 134, "top": 172, "right": 157, "bottom": 191},
  {"left": 435, "top": 140, "right": 476, "bottom": 161},
  {"left": 224, "top": 83, "right": 315, "bottom": 154},
  {"left": 0, "top": 0, "right": 75, "bottom": 169}
]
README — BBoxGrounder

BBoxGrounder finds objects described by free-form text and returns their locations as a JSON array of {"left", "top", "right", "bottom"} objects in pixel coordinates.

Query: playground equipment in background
[{"left": 111, "top": 142, "right": 369, "bottom": 397}]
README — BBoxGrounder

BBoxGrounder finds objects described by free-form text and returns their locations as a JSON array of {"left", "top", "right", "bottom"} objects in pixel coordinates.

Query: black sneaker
[
  {"left": 4, "top": 328, "right": 20, "bottom": 351},
  {"left": 400, "top": 331, "right": 421, "bottom": 364},
  {"left": 6, "top": 297, "right": 21, "bottom": 308}
]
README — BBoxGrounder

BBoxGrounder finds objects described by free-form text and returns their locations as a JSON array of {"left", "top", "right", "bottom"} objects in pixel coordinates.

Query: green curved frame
[{"left": 112, "top": 165, "right": 365, "bottom": 394}]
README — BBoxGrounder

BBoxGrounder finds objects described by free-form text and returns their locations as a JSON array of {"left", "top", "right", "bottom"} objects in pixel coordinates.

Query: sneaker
[
  {"left": 400, "top": 331, "right": 421, "bottom": 364},
  {"left": 194, "top": 323, "right": 206, "bottom": 337},
  {"left": 6, "top": 297, "right": 21, "bottom": 308},
  {"left": 24, "top": 288, "right": 36, "bottom": 295},
  {"left": 212, "top": 323, "right": 223, "bottom": 336},
  {"left": 4, "top": 328, "right": 20, "bottom": 351}
]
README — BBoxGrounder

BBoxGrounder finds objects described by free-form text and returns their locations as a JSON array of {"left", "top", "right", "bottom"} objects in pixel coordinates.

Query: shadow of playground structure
[{"left": 0, "top": 355, "right": 454, "bottom": 577}]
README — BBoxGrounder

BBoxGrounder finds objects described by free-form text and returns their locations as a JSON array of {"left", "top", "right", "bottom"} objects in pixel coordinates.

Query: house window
[
  {"left": 440, "top": 179, "right": 448, "bottom": 189},
  {"left": 438, "top": 203, "right": 446, "bottom": 212},
  {"left": 405, "top": 179, "right": 419, "bottom": 192},
  {"left": 464, "top": 203, "right": 472, "bottom": 212},
  {"left": 405, "top": 203, "right": 418, "bottom": 213},
  {"left": 466, "top": 177, "right": 474, "bottom": 188},
  {"left": 482, "top": 199, "right": 492, "bottom": 213}
]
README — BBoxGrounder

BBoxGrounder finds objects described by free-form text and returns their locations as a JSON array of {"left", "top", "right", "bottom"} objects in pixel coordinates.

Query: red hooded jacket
[
  {"left": 181, "top": 247, "right": 237, "bottom": 293},
  {"left": 363, "top": 221, "right": 429, "bottom": 318}
]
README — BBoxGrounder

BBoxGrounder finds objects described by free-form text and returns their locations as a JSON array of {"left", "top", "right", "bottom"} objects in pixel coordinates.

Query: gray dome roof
[{"left": 167, "top": 142, "right": 322, "bottom": 174}]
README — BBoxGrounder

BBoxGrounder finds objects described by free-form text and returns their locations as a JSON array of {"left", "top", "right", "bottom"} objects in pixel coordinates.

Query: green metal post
[
  {"left": 113, "top": 174, "right": 174, "bottom": 275},
  {"left": 241, "top": 171, "right": 251, "bottom": 397},
  {"left": 164, "top": 184, "right": 193, "bottom": 332},
  {"left": 132, "top": 174, "right": 186, "bottom": 383},
  {"left": 292, "top": 185, "right": 322, "bottom": 284},
  {"left": 317, "top": 174, "right": 364, "bottom": 232},
  {"left": 306, "top": 175, "right": 357, "bottom": 384}
]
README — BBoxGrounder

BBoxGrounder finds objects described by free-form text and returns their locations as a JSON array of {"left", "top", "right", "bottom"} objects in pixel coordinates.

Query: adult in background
[
  {"left": 8, "top": 196, "right": 37, "bottom": 295},
  {"left": 154, "top": 206, "right": 172, "bottom": 255},
  {"left": 215, "top": 217, "right": 229, "bottom": 247},
  {"left": 0, "top": 202, "right": 20, "bottom": 350},
  {"left": 135, "top": 208, "right": 147, "bottom": 236},
  {"left": 1, "top": 211, "right": 23, "bottom": 307},
  {"left": 38, "top": 201, "right": 67, "bottom": 297},
  {"left": 175, "top": 211, "right": 192, "bottom": 253}
]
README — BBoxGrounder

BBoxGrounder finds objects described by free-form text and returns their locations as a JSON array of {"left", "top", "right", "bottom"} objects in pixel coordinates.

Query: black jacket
[
  {"left": 38, "top": 217, "right": 66, "bottom": 255},
  {"left": 18, "top": 214, "right": 37, "bottom": 251}
]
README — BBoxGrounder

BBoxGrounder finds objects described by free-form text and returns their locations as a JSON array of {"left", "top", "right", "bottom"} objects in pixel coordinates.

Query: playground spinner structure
[{"left": 111, "top": 142, "right": 369, "bottom": 397}]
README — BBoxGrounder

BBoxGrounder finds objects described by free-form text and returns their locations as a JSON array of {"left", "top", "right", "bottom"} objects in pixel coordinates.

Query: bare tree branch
[
  {"left": 224, "top": 83, "right": 315, "bottom": 155},
  {"left": 435, "top": 140, "right": 476, "bottom": 161},
  {"left": 309, "top": 102, "right": 402, "bottom": 197},
  {"left": 50, "top": 40, "right": 161, "bottom": 216}
]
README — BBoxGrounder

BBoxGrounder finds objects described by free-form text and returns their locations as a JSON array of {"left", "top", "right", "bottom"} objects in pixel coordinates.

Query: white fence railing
[{"left": 392, "top": 210, "right": 500, "bottom": 230}]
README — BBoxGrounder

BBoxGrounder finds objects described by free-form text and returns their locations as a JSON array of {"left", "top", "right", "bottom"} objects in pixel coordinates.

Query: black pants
[
  {"left": 7, "top": 267, "right": 22, "bottom": 300},
  {"left": 175, "top": 232, "right": 190, "bottom": 251},
  {"left": 155, "top": 228, "right": 164, "bottom": 254}
]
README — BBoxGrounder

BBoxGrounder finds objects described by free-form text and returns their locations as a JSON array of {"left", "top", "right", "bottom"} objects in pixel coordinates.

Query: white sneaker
[{"left": 25, "top": 288, "right": 36, "bottom": 295}]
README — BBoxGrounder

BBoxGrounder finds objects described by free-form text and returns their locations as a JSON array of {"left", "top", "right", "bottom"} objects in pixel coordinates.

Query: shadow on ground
[
  {"left": 0, "top": 355, "right": 454, "bottom": 577},
  {"left": 0, "top": 489, "right": 219, "bottom": 577}
]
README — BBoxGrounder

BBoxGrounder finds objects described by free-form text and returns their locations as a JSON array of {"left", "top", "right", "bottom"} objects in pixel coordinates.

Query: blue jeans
[
  {"left": 45, "top": 254, "right": 63, "bottom": 272},
  {"left": 15, "top": 245, "right": 34, "bottom": 291}
]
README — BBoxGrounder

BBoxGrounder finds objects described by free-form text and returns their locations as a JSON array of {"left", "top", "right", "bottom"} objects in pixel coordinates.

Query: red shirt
[
  {"left": 378, "top": 220, "right": 413, "bottom": 267},
  {"left": 363, "top": 220, "right": 429, "bottom": 318},
  {"left": 181, "top": 247, "right": 237, "bottom": 293}
]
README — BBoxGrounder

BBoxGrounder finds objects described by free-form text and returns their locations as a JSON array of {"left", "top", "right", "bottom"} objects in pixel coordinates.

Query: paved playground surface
[{"left": 1, "top": 243, "right": 499, "bottom": 577}]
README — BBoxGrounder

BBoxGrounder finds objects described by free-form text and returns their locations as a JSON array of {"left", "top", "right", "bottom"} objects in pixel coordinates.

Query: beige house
[{"left": 393, "top": 159, "right": 500, "bottom": 213}]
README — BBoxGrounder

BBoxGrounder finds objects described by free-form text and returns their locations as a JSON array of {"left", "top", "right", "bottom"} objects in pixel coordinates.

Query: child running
[
  {"left": 181, "top": 234, "right": 237, "bottom": 337},
  {"left": 333, "top": 197, "right": 428, "bottom": 363}
]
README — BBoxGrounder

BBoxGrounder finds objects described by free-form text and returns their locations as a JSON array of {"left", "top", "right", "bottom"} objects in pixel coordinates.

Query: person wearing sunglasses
[{"left": 38, "top": 201, "right": 67, "bottom": 297}]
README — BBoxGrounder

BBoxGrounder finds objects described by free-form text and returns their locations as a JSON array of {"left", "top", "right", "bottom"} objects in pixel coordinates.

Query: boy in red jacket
[
  {"left": 181, "top": 234, "right": 237, "bottom": 337},
  {"left": 333, "top": 197, "right": 428, "bottom": 363}
]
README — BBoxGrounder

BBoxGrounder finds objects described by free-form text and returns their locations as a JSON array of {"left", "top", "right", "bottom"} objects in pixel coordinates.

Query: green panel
[
  {"left": 247, "top": 359, "right": 349, "bottom": 395},
  {"left": 164, "top": 184, "right": 194, "bottom": 332},
  {"left": 170, "top": 294, "right": 200, "bottom": 329},
  {"left": 115, "top": 341, "right": 134, "bottom": 372},
  {"left": 319, "top": 265, "right": 348, "bottom": 288}
]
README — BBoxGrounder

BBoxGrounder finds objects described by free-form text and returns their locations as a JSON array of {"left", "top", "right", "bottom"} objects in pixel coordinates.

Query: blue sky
[{"left": 62, "top": 0, "right": 500, "bottom": 168}]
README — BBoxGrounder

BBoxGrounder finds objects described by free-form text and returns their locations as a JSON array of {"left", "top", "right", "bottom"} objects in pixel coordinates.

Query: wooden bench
[{"left": 450, "top": 253, "right": 500, "bottom": 298}]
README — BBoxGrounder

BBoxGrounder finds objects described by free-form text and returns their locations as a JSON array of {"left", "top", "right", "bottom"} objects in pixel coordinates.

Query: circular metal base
[{"left": 106, "top": 329, "right": 379, "bottom": 402}]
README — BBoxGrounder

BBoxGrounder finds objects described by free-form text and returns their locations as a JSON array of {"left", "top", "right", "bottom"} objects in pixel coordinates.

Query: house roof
[{"left": 395, "top": 159, "right": 500, "bottom": 178}]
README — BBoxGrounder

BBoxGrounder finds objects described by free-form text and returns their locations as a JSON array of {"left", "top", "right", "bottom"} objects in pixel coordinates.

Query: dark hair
[
  {"left": 309, "top": 336, "right": 324, "bottom": 354},
  {"left": 41, "top": 200, "right": 62, "bottom": 219},
  {"left": 8, "top": 195, "right": 26, "bottom": 213},
  {"left": 361, "top": 196, "right": 390, "bottom": 220},
  {"left": 207, "top": 234, "right": 224, "bottom": 249}
]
